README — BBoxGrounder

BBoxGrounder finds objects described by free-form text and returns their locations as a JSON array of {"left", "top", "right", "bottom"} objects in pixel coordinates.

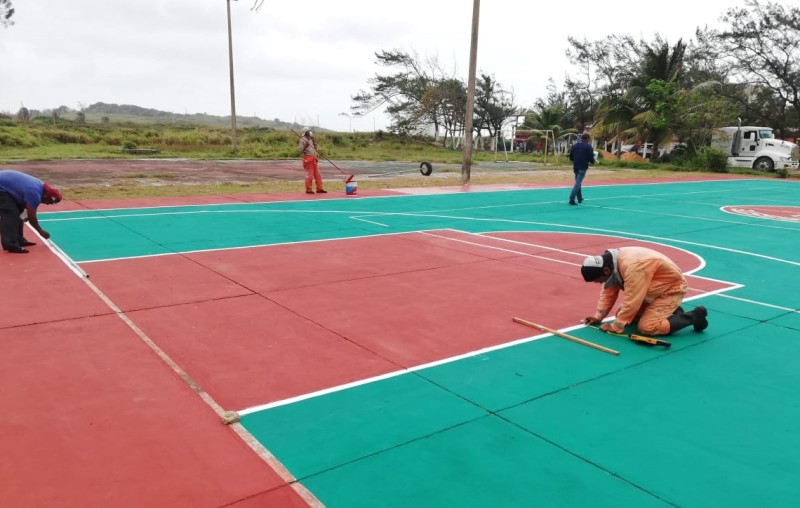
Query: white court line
[
  {"left": 35, "top": 178, "right": 754, "bottom": 217},
  {"left": 717, "top": 293, "right": 800, "bottom": 313},
  {"left": 238, "top": 291, "right": 762, "bottom": 417},
  {"left": 237, "top": 230, "right": 746, "bottom": 417},
  {"left": 237, "top": 326, "right": 571, "bottom": 416},
  {"left": 50, "top": 247, "right": 308, "bottom": 488},
  {"left": 352, "top": 182, "right": 790, "bottom": 220},
  {"left": 42, "top": 208, "right": 377, "bottom": 222},
  {"left": 425, "top": 229, "right": 741, "bottom": 292},
  {"left": 77, "top": 229, "right": 417, "bottom": 264},
  {"left": 350, "top": 215, "right": 391, "bottom": 227},
  {"left": 471, "top": 229, "right": 715, "bottom": 273},
  {"left": 346, "top": 211, "right": 800, "bottom": 268},
  {"left": 238, "top": 287, "right": 760, "bottom": 417},
  {"left": 44, "top": 180, "right": 799, "bottom": 265},
  {"left": 46, "top": 238, "right": 89, "bottom": 278},
  {"left": 238, "top": 286, "right": 766, "bottom": 417},
  {"left": 356, "top": 200, "right": 800, "bottom": 236},
  {"left": 419, "top": 231, "right": 579, "bottom": 267},
  {"left": 27, "top": 226, "right": 89, "bottom": 278}
]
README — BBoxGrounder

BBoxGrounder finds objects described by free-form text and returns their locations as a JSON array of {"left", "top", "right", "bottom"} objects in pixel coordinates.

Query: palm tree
[
  {"left": 592, "top": 96, "right": 639, "bottom": 158},
  {"left": 624, "top": 38, "right": 688, "bottom": 158},
  {"left": 523, "top": 104, "right": 577, "bottom": 156}
]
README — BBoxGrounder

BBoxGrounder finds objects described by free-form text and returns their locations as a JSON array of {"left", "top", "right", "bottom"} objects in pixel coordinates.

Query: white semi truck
[{"left": 711, "top": 125, "right": 799, "bottom": 172}]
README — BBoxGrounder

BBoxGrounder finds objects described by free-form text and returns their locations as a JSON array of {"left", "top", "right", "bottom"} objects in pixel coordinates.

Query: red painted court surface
[{"left": 2, "top": 176, "right": 799, "bottom": 507}]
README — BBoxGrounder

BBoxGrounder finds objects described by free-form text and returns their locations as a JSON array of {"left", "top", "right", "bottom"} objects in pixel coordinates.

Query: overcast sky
[{"left": 1, "top": 0, "right": 746, "bottom": 131}]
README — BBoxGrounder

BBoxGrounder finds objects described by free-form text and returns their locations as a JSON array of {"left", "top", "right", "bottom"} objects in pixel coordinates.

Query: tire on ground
[{"left": 420, "top": 161, "right": 433, "bottom": 176}]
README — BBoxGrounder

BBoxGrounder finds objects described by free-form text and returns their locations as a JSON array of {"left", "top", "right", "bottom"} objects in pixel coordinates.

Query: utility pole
[
  {"left": 226, "top": 0, "right": 238, "bottom": 153},
  {"left": 461, "top": 0, "right": 480, "bottom": 184}
]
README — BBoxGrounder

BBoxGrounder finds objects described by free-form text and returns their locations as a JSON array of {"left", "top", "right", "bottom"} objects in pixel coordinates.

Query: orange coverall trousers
[
  {"left": 303, "top": 155, "right": 324, "bottom": 192},
  {"left": 633, "top": 293, "right": 685, "bottom": 336}
]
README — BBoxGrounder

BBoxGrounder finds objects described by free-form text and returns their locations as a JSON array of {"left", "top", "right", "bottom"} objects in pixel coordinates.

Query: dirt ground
[{"left": 9, "top": 158, "right": 667, "bottom": 188}]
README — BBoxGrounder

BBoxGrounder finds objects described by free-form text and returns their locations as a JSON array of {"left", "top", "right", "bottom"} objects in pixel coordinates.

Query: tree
[
  {"left": 351, "top": 50, "right": 443, "bottom": 135},
  {"left": 439, "top": 79, "right": 467, "bottom": 148},
  {"left": 591, "top": 95, "right": 639, "bottom": 157},
  {"left": 1, "top": 0, "right": 14, "bottom": 28},
  {"left": 418, "top": 78, "right": 466, "bottom": 146},
  {"left": 523, "top": 91, "right": 577, "bottom": 155},
  {"left": 623, "top": 38, "right": 688, "bottom": 158},
  {"left": 632, "top": 37, "right": 687, "bottom": 86},
  {"left": 473, "top": 73, "right": 517, "bottom": 143},
  {"left": 565, "top": 35, "right": 638, "bottom": 102},
  {"left": 698, "top": 0, "right": 800, "bottom": 136},
  {"left": 564, "top": 35, "right": 644, "bottom": 137},
  {"left": 674, "top": 83, "right": 740, "bottom": 154}
]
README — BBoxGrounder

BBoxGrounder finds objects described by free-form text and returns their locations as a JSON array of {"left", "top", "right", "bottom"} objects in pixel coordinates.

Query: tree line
[
  {"left": 350, "top": 50, "right": 517, "bottom": 149},
  {"left": 352, "top": 0, "right": 800, "bottom": 160}
]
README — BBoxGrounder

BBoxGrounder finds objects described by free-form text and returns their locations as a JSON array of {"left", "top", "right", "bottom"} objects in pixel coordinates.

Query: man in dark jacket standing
[{"left": 568, "top": 132, "right": 596, "bottom": 205}]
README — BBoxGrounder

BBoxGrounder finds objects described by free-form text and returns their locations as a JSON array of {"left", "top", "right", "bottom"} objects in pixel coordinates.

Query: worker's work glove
[{"left": 582, "top": 316, "right": 602, "bottom": 326}]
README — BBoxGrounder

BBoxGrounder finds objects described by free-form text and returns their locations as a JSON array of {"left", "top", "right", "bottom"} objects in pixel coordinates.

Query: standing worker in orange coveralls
[
  {"left": 580, "top": 246, "right": 708, "bottom": 336},
  {"left": 298, "top": 128, "right": 327, "bottom": 195}
]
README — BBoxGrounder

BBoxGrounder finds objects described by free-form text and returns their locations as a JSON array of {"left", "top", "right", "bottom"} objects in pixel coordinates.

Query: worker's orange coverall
[
  {"left": 591, "top": 247, "right": 687, "bottom": 336},
  {"left": 299, "top": 136, "right": 324, "bottom": 193}
]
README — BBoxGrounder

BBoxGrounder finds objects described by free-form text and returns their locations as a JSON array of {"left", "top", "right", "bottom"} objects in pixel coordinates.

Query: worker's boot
[
  {"left": 667, "top": 306, "right": 708, "bottom": 334},
  {"left": 688, "top": 306, "right": 708, "bottom": 331}
]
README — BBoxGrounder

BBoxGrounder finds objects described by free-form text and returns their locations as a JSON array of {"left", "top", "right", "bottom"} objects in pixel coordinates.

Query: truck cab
[{"left": 712, "top": 126, "right": 799, "bottom": 172}]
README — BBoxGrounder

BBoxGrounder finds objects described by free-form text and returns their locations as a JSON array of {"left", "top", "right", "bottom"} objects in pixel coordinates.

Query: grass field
[{"left": 2, "top": 118, "right": 797, "bottom": 202}]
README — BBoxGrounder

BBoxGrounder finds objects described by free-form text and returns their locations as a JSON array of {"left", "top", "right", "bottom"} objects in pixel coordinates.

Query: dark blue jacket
[{"left": 569, "top": 141, "right": 595, "bottom": 171}]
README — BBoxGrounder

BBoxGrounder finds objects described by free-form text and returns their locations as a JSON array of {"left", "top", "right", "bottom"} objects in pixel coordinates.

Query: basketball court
[{"left": 2, "top": 176, "right": 799, "bottom": 507}]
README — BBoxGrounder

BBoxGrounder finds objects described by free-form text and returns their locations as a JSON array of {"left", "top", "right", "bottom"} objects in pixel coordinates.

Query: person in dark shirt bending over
[{"left": 0, "top": 169, "right": 62, "bottom": 254}]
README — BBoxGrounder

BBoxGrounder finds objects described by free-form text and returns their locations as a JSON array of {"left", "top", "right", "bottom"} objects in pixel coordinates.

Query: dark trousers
[
  {"left": 0, "top": 191, "right": 25, "bottom": 250},
  {"left": 569, "top": 169, "right": 587, "bottom": 202}
]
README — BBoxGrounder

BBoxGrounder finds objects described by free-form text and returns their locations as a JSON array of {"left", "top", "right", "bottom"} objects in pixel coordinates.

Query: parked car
[{"left": 618, "top": 143, "right": 653, "bottom": 158}]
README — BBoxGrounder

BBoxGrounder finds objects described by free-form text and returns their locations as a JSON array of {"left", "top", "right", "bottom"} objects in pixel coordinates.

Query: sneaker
[
  {"left": 5, "top": 246, "right": 29, "bottom": 254},
  {"left": 691, "top": 306, "right": 708, "bottom": 332},
  {"left": 569, "top": 201, "right": 577, "bottom": 206},
  {"left": 317, "top": 189, "right": 328, "bottom": 194},
  {"left": 578, "top": 197, "right": 583, "bottom": 203},
  {"left": 306, "top": 190, "right": 315, "bottom": 194},
  {"left": 19, "top": 239, "right": 36, "bottom": 247}
]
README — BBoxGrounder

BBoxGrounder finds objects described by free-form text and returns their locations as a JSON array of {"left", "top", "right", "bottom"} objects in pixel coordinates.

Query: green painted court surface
[{"left": 42, "top": 179, "right": 800, "bottom": 506}]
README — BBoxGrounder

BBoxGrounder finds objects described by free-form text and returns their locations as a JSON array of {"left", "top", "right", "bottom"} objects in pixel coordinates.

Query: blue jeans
[{"left": 569, "top": 169, "right": 587, "bottom": 202}]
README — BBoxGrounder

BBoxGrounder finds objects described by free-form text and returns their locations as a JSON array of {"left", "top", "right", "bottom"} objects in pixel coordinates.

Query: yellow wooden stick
[{"left": 513, "top": 317, "right": 620, "bottom": 356}]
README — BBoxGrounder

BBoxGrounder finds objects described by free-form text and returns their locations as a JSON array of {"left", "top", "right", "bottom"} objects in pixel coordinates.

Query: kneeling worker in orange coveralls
[{"left": 580, "top": 246, "right": 708, "bottom": 336}]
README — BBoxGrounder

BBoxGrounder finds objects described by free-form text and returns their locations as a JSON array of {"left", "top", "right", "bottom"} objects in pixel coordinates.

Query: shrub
[
  {"left": 122, "top": 140, "right": 137, "bottom": 149},
  {"left": 691, "top": 147, "right": 728, "bottom": 172},
  {"left": 40, "top": 128, "right": 91, "bottom": 144},
  {"left": 266, "top": 131, "right": 292, "bottom": 144},
  {"left": 0, "top": 127, "right": 39, "bottom": 147}
]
